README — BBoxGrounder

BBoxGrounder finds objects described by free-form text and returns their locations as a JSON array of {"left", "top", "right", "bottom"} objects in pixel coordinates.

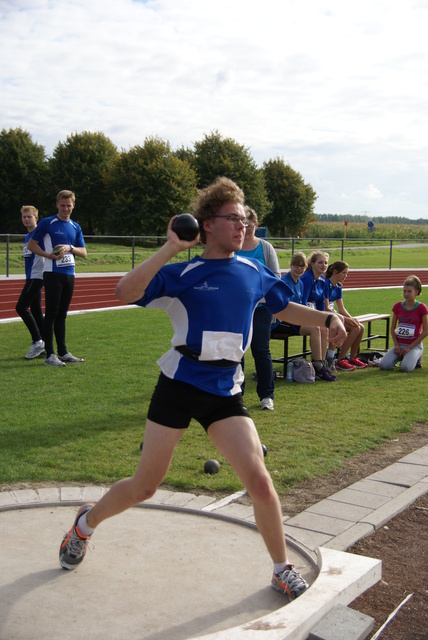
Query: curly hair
[{"left": 191, "top": 177, "right": 245, "bottom": 244}]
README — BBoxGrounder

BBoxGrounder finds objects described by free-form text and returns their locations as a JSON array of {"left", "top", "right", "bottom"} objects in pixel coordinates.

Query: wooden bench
[{"left": 271, "top": 313, "right": 391, "bottom": 376}]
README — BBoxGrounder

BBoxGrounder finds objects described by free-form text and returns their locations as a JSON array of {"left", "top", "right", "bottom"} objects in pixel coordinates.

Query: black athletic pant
[
  {"left": 43, "top": 272, "right": 75, "bottom": 357},
  {"left": 15, "top": 278, "right": 44, "bottom": 343}
]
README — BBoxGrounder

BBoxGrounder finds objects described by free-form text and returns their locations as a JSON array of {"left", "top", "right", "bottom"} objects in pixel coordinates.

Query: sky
[{"left": 1, "top": 0, "right": 427, "bottom": 220}]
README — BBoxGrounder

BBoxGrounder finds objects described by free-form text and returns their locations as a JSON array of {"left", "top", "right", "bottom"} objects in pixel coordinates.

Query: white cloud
[{"left": 1, "top": 0, "right": 427, "bottom": 218}]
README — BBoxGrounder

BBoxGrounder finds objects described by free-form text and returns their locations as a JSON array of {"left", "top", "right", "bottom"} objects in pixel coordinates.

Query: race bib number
[
  {"left": 56, "top": 253, "right": 75, "bottom": 267},
  {"left": 395, "top": 323, "right": 415, "bottom": 338}
]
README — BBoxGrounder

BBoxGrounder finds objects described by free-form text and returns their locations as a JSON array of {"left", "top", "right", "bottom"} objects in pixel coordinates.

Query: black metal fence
[{"left": 1, "top": 234, "right": 427, "bottom": 277}]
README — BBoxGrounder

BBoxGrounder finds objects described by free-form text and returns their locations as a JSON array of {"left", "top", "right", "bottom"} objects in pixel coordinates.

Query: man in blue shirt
[
  {"left": 58, "top": 178, "right": 346, "bottom": 600},
  {"left": 28, "top": 190, "right": 87, "bottom": 366}
]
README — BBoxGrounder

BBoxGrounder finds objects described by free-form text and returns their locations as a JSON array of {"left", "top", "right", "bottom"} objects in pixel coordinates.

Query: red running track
[{"left": 1, "top": 269, "right": 428, "bottom": 322}]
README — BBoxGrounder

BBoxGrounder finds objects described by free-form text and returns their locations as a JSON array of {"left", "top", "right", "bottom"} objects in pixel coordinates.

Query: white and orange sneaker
[
  {"left": 59, "top": 503, "right": 95, "bottom": 570},
  {"left": 271, "top": 564, "right": 309, "bottom": 600}
]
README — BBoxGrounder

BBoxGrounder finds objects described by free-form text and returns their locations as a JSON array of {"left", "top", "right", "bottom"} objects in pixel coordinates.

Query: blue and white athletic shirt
[
  {"left": 31, "top": 215, "right": 85, "bottom": 276},
  {"left": 300, "top": 270, "right": 326, "bottom": 311},
  {"left": 136, "top": 254, "right": 293, "bottom": 396},
  {"left": 271, "top": 272, "right": 304, "bottom": 332},
  {"left": 281, "top": 271, "right": 304, "bottom": 304},
  {"left": 325, "top": 278, "right": 343, "bottom": 311},
  {"left": 23, "top": 229, "right": 44, "bottom": 280}
]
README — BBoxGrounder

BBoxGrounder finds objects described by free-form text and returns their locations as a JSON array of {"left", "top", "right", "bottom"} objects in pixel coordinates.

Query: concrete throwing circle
[{"left": 0, "top": 504, "right": 317, "bottom": 640}]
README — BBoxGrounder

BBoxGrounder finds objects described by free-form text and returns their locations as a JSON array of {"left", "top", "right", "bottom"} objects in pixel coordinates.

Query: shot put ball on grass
[
  {"left": 172, "top": 213, "right": 200, "bottom": 241},
  {"left": 204, "top": 459, "right": 220, "bottom": 474}
]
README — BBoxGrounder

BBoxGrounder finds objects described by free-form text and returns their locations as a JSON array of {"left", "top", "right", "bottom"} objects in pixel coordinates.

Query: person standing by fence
[
  {"left": 27, "top": 190, "right": 87, "bottom": 367},
  {"left": 15, "top": 205, "right": 46, "bottom": 359}
]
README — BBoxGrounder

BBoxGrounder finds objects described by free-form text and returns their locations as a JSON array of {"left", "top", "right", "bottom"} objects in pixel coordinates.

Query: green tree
[
  {"left": 105, "top": 137, "right": 197, "bottom": 236},
  {"left": 0, "top": 128, "right": 48, "bottom": 233},
  {"left": 48, "top": 131, "right": 119, "bottom": 234},
  {"left": 183, "top": 131, "right": 271, "bottom": 219},
  {"left": 263, "top": 158, "right": 317, "bottom": 236}
]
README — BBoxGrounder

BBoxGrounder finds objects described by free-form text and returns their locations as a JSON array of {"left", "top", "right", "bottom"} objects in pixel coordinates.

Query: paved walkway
[{"left": 0, "top": 444, "right": 427, "bottom": 639}]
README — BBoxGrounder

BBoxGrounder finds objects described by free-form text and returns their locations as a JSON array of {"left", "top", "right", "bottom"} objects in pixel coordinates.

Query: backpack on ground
[{"left": 292, "top": 359, "right": 315, "bottom": 383}]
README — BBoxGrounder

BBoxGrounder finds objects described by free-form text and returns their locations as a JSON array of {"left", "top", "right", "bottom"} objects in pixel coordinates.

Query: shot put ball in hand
[{"left": 172, "top": 214, "right": 200, "bottom": 241}]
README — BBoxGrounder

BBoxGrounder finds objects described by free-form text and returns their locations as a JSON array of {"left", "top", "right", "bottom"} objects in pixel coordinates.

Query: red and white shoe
[
  {"left": 336, "top": 358, "right": 356, "bottom": 371},
  {"left": 349, "top": 357, "right": 368, "bottom": 369}
]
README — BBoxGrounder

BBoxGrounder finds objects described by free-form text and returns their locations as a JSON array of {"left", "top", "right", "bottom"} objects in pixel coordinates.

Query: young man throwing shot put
[{"left": 59, "top": 177, "right": 345, "bottom": 600}]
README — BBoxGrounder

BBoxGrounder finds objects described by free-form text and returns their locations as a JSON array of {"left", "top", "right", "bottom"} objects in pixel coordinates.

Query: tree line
[
  {"left": 0, "top": 128, "right": 317, "bottom": 236},
  {"left": 317, "top": 213, "right": 427, "bottom": 225}
]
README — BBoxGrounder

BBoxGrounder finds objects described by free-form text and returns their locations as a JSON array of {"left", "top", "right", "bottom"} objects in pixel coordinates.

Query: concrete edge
[{"left": 194, "top": 547, "right": 382, "bottom": 640}]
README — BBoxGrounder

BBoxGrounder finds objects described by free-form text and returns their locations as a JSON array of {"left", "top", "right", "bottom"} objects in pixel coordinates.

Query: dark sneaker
[
  {"left": 59, "top": 503, "right": 95, "bottom": 570},
  {"left": 315, "top": 366, "right": 337, "bottom": 382},
  {"left": 326, "top": 357, "right": 337, "bottom": 375},
  {"left": 349, "top": 357, "right": 368, "bottom": 369},
  {"left": 58, "top": 352, "right": 84, "bottom": 363},
  {"left": 271, "top": 564, "right": 309, "bottom": 600}
]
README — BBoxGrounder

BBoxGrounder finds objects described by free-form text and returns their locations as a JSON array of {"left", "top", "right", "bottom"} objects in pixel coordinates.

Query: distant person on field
[
  {"left": 324, "top": 261, "right": 368, "bottom": 371},
  {"left": 236, "top": 206, "right": 280, "bottom": 411},
  {"left": 271, "top": 252, "right": 336, "bottom": 381},
  {"left": 27, "top": 190, "right": 87, "bottom": 367},
  {"left": 379, "top": 275, "right": 427, "bottom": 372},
  {"left": 15, "top": 206, "right": 46, "bottom": 359}
]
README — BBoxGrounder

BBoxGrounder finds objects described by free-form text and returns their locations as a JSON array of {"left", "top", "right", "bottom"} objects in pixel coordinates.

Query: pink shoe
[{"left": 336, "top": 358, "right": 356, "bottom": 371}]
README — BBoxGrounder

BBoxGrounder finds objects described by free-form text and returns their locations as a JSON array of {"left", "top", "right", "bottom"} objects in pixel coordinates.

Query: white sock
[
  {"left": 274, "top": 562, "right": 287, "bottom": 575},
  {"left": 327, "top": 349, "right": 335, "bottom": 359},
  {"left": 77, "top": 512, "right": 94, "bottom": 537}
]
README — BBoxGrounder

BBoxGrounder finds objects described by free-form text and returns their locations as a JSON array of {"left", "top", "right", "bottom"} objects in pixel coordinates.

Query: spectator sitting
[
  {"left": 299, "top": 251, "right": 330, "bottom": 369},
  {"left": 271, "top": 252, "right": 336, "bottom": 382},
  {"left": 324, "top": 261, "right": 367, "bottom": 371}
]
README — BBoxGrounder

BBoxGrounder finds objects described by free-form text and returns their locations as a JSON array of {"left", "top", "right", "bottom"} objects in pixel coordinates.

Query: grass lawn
[
  {"left": 2, "top": 241, "right": 428, "bottom": 275},
  {"left": 1, "top": 287, "right": 427, "bottom": 494}
]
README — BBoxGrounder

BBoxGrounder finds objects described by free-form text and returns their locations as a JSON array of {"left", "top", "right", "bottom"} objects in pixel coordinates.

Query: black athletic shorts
[
  {"left": 271, "top": 321, "right": 300, "bottom": 336},
  {"left": 147, "top": 373, "right": 251, "bottom": 431}
]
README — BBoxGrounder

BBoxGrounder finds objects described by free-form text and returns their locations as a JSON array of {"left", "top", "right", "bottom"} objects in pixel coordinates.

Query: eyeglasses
[
  {"left": 291, "top": 263, "right": 305, "bottom": 269},
  {"left": 215, "top": 214, "right": 249, "bottom": 227}
]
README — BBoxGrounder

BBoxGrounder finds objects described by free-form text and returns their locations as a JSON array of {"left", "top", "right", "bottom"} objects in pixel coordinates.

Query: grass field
[
  {"left": 2, "top": 239, "right": 428, "bottom": 275},
  {"left": 1, "top": 287, "right": 427, "bottom": 494}
]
